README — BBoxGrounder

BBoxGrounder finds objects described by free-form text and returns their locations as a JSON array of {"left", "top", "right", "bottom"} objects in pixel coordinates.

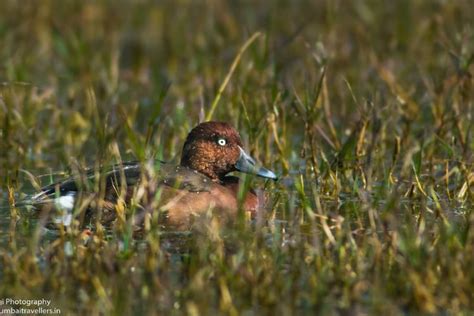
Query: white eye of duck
[{"left": 217, "top": 138, "right": 227, "bottom": 146}]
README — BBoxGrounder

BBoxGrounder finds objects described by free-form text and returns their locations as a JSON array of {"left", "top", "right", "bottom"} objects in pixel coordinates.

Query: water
[{"left": 1, "top": 173, "right": 469, "bottom": 258}]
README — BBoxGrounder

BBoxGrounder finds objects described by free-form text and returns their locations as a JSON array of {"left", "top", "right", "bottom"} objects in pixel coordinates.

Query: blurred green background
[{"left": 0, "top": 1, "right": 473, "bottom": 315}]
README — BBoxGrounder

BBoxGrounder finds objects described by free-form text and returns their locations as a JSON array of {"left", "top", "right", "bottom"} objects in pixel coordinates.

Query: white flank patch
[
  {"left": 53, "top": 192, "right": 76, "bottom": 226},
  {"left": 54, "top": 193, "right": 75, "bottom": 211}
]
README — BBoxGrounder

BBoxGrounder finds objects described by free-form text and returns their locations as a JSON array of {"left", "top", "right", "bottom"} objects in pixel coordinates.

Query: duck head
[{"left": 180, "top": 121, "right": 277, "bottom": 182}]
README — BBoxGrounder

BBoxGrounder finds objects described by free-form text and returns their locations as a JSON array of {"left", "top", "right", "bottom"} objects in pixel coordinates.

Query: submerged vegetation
[{"left": 0, "top": 1, "right": 473, "bottom": 314}]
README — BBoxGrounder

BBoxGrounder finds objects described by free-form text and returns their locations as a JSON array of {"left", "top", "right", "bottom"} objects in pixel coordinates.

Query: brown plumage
[
  {"left": 180, "top": 121, "right": 242, "bottom": 180},
  {"left": 31, "top": 121, "right": 277, "bottom": 230}
]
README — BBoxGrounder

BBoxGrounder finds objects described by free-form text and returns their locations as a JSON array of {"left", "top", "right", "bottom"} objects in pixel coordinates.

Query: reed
[{"left": 0, "top": 1, "right": 473, "bottom": 314}]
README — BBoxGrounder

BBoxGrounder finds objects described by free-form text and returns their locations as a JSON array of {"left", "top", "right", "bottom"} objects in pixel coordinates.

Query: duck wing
[
  {"left": 30, "top": 161, "right": 144, "bottom": 203},
  {"left": 157, "top": 164, "right": 213, "bottom": 193},
  {"left": 30, "top": 161, "right": 213, "bottom": 204}
]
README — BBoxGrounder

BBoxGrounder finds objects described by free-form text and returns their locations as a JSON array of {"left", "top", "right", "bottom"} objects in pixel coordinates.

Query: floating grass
[{"left": 0, "top": 1, "right": 473, "bottom": 315}]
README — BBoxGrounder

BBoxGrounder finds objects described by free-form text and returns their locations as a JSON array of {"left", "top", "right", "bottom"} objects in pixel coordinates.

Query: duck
[{"left": 31, "top": 121, "right": 277, "bottom": 230}]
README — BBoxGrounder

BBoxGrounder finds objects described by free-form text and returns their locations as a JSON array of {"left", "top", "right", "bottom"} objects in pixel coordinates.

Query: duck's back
[{"left": 29, "top": 160, "right": 247, "bottom": 229}]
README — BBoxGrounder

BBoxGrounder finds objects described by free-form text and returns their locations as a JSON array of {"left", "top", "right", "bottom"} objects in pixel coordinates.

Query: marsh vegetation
[{"left": 0, "top": 1, "right": 473, "bottom": 315}]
